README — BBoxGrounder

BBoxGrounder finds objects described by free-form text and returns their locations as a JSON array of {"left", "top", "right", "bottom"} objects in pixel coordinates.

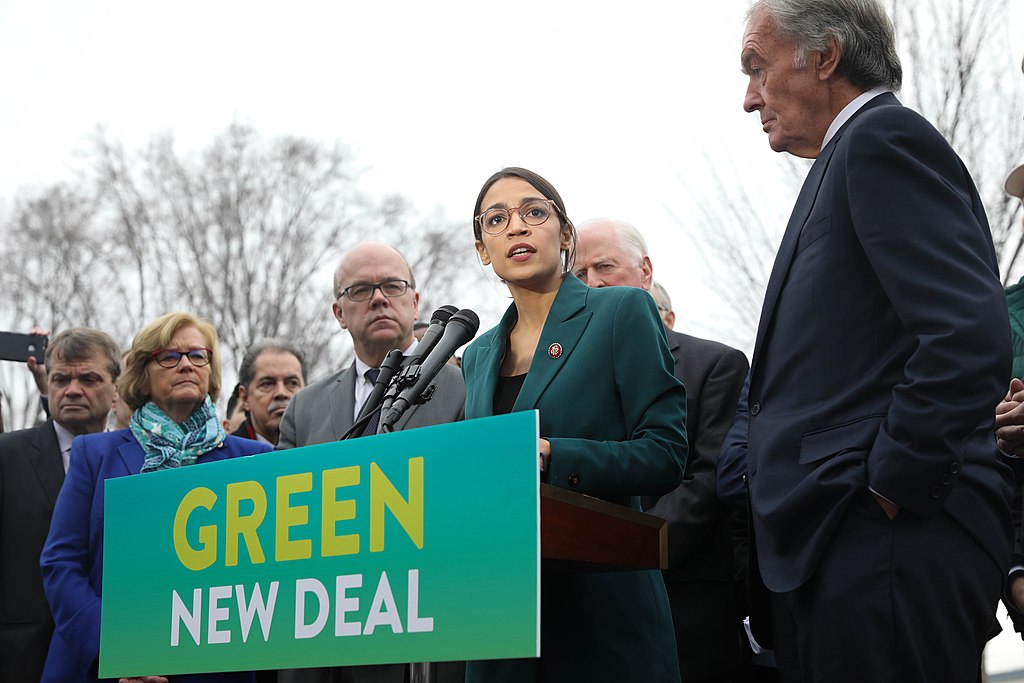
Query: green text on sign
[{"left": 100, "top": 412, "right": 540, "bottom": 677}]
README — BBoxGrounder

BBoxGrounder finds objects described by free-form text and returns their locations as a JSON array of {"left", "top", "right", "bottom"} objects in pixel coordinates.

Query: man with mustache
[{"left": 232, "top": 340, "right": 308, "bottom": 446}]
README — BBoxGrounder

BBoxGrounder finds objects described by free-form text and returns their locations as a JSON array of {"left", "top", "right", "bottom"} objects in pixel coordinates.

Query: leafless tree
[
  {"left": 0, "top": 184, "right": 113, "bottom": 426},
  {"left": 0, "top": 124, "right": 486, "bottom": 429}
]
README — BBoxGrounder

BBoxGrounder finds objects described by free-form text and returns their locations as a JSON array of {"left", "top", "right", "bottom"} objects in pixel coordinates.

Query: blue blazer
[
  {"left": 39, "top": 430, "right": 272, "bottom": 683},
  {"left": 461, "top": 274, "right": 687, "bottom": 682},
  {"left": 746, "top": 93, "right": 1015, "bottom": 593}
]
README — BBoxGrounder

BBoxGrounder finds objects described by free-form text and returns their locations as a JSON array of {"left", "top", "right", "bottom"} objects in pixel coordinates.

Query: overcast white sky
[{"left": 0, "top": 0, "right": 1022, "bottom": 353}]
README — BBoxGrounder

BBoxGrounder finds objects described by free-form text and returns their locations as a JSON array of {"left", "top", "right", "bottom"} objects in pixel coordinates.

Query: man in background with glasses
[{"left": 277, "top": 241, "right": 465, "bottom": 683}]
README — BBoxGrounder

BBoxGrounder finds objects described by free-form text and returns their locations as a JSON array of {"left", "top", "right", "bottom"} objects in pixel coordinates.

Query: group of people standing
[{"left": 3, "top": 0, "right": 1024, "bottom": 682}]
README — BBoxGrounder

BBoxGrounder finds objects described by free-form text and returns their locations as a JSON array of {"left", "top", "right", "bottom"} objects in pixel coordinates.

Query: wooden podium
[
  {"left": 540, "top": 483, "right": 668, "bottom": 571},
  {"left": 412, "top": 485, "right": 667, "bottom": 682}
]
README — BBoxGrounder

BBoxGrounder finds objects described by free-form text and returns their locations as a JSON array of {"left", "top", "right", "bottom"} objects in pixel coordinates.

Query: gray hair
[
  {"left": 651, "top": 281, "right": 673, "bottom": 312},
  {"left": 45, "top": 327, "right": 122, "bottom": 381},
  {"left": 748, "top": 0, "right": 902, "bottom": 92},
  {"left": 238, "top": 339, "right": 308, "bottom": 389},
  {"left": 577, "top": 218, "right": 649, "bottom": 264}
]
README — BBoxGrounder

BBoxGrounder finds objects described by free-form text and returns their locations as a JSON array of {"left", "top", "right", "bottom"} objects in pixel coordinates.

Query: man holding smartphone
[{"left": 0, "top": 327, "right": 120, "bottom": 682}]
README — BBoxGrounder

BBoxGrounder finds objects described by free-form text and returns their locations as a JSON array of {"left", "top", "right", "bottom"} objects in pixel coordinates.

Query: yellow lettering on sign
[
  {"left": 322, "top": 465, "right": 361, "bottom": 557},
  {"left": 173, "top": 487, "right": 218, "bottom": 571},
  {"left": 276, "top": 472, "right": 313, "bottom": 561},
  {"left": 370, "top": 457, "right": 424, "bottom": 552},
  {"left": 225, "top": 481, "right": 267, "bottom": 566}
]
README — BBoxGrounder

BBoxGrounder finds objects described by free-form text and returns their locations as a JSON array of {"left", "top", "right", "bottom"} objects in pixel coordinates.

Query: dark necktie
[{"left": 360, "top": 367, "right": 381, "bottom": 437}]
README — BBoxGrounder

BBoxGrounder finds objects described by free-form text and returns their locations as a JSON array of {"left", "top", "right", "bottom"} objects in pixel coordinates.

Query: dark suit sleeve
[
  {"left": 717, "top": 374, "right": 750, "bottom": 509},
  {"left": 648, "top": 346, "right": 747, "bottom": 564},
  {"left": 845, "top": 108, "right": 1011, "bottom": 515},
  {"left": 40, "top": 436, "right": 103, "bottom": 672},
  {"left": 547, "top": 289, "right": 687, "bottom": 495},
  {"left": 277, "top": 394, "right": 299, "bottom": 450}
]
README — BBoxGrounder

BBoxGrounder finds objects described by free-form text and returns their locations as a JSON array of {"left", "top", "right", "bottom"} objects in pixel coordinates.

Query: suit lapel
[
  {"left": 29, "top": 421, "right": 65, "bottom": 507},
  {"left": 750, "top": 145, "right": 835, "bottom": 370},
  {"left": 198, "top": 440, "right": 232, "bottom": 463},
  {"left": 329, "top": 365, "right": 358, "bottom": 439},
  {"left": 750, "top": 94, "right": 900, "bottom": 372},
  {"left": 514, "top": 276, "right": 593, "bottom": 412},
  {"left": 468, "top": 305, "right": 514, "bottom": 419},
  {"left": 115, "top": 431, "right": 145, "bottom": 474}
]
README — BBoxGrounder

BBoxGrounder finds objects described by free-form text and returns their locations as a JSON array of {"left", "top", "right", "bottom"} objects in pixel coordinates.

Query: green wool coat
[{"left": 461, "top": 274, "right": 688, "bottom": 683}]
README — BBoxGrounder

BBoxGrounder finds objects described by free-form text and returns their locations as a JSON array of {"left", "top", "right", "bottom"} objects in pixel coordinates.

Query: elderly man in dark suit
[
  {"left": 278, "top": 241, "right": 465, "bottom": 683},
  {"left": 575, "top": 218, "right": 748, "bottom": 682},
  {"left": 739, "top": 1, "right": 1014, "bottom": 680},
  {"left": 0, "top": 327, "right": 120, "bottom": 682}
]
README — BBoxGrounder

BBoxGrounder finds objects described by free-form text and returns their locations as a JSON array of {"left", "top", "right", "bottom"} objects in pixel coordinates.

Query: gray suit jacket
[{"left": 278, "top": 362, "right": 466, "bottom": 449}]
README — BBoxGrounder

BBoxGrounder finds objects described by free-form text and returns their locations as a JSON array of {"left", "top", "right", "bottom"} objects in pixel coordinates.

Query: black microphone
[
  {"left": 380, "top": 309, "right": 479, "bottom": 430},
  {"left": 407, "top": 305, "right": 459, "bottom": 365},
  {"left": 379, "top": 305, "right": 458, "bottom": 417},
  {"left": 355, "top": 348, "right": 404, "bottom": 423}
]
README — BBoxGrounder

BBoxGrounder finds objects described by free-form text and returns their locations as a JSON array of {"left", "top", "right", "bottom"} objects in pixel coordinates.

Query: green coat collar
[{"left": 473, "top": 275, "right": 594, "bottom": 416}]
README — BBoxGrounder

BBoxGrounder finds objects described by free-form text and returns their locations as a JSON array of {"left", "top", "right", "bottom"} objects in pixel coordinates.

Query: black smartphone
[{"left": 0, "top": 332, "right": 47, "bottom": 363}]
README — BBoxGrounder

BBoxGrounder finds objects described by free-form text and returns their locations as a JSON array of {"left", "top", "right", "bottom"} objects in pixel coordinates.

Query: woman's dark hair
[{"left": 472, "top": 166, "right": 576, "bottom": 273}]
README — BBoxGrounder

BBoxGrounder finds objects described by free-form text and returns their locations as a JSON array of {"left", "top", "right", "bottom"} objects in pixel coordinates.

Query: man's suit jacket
[
  {"left": 646, "top": 329, "right": 747, "bottom": 580},
  {"left": 461, "top": 274, "right": 686, "bottom": 683},
  {"left": 277, "top": 362, "right": 465, "bottom": 449},
  {"left": 0, "top": 420, "right": 64, "bottom": 682},
  {"left": 747, "top": 92, "right": 1015, "bottom": 594},
  {"left": 39, "top": 430, "right": 271, "bottom": 683},
  {"left": 644, "top": 330, "right": 747, "bottom": 677}
]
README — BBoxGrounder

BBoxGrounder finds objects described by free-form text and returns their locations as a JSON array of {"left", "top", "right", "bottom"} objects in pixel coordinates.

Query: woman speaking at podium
[{"left": 461, "top": 167, "right": 688, "bottom": 682}]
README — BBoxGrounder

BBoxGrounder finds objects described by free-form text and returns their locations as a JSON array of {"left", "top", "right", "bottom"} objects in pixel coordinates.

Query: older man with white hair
[{"left": 575, "top": 217, "right": 749, "bottom": 682}]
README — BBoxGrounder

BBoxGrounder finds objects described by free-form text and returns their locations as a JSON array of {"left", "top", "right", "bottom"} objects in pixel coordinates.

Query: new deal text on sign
[{"left": 100, "top": 412, "right": 540, "bottom": 677}]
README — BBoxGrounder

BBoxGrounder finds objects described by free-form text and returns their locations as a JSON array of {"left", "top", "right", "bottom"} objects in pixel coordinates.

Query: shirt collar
[
  {"left": 353, "top": 338, "right": 419, "bottom": 378},
  {"left": 821, "top": 87, "right": 890, "bottom": 150},
  {"left": 352, "top": 339, "right": 419, "bottom": 422},
  {"left": 52, "top": 419, "right": 76, "bottom": 454}
]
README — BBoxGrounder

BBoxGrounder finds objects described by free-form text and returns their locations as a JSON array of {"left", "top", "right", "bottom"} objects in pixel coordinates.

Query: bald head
[
  {"left": 334, "top": 242, "right": 416, "bottom": 299},
  {"left": 332, "top": 242, "right": 420, "bottom": 367},
  {"left": 574, "top": 218, "right": 653, "bottom": 290}
]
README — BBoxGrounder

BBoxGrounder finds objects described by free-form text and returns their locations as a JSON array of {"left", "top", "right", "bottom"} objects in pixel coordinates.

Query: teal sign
[{"left": 100, "top": 412, "right": 540, "bottom": 677}]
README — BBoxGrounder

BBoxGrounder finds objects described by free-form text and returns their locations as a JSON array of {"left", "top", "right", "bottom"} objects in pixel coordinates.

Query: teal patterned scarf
[{"left": 131, "top": 396, "right": 225, "bottom": 473}]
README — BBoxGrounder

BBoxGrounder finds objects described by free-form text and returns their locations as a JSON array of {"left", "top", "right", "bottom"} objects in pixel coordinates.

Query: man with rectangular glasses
[{"left": 276, "top": 241, "right": 465, "bottom": 683}]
